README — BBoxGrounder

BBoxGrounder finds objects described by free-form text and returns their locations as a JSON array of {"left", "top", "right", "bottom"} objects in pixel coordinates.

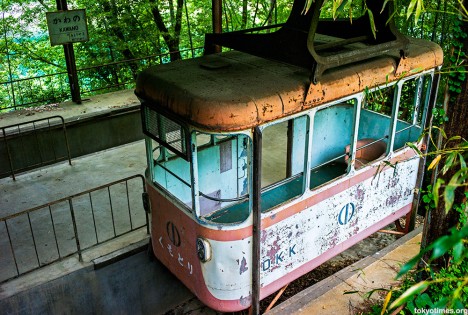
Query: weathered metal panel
[
  {"left": 135, "top": 40, "right": 442, "bottom": 132},
  {"left": 198, "top": 156, "right": 419, "bottom": 300}
]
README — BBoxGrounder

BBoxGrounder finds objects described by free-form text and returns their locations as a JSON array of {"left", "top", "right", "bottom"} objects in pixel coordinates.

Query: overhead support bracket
[{"left": 204, "top": 0, "right": 409, "bottom": 84}]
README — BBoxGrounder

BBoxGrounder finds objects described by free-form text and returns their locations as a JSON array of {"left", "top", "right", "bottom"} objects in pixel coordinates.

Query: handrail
[
  {"left": 0, "top": 47, "right": 204, "bottom": 111},
  {"left": 0, "top": 115, "right": 72, "bottom": 180},
  {"left": 0, "top": 174, "right": 148, "bottom": 283}
]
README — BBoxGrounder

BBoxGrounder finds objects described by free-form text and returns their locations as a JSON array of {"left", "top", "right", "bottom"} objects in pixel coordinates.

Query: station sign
[{"left": 46, "top": 9, "right": 89, "bottom": 46}]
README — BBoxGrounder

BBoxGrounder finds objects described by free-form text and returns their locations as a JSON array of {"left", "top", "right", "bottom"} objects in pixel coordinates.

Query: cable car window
[
  {"left": 142, "top": 104, "right": 189, "bottom": 160},
  {"left": 356, "top": 87, "right": 394, "bottom": 169},
  {"left": 261, "top": 115, "right": 309, "bottom": 212},
  {"left": 152, "top": 142, "right": 192, "bottom": 208},
  {"left": 196, "top": 133, "right": 251, "bottom": 224},
  {"left": 394, "top": 75, "right": 432, "bottom": 151},
  {"left": 310, "top": 100, "right": 357, "bottom": 188},
  {"left": 142, "top": 104, "right": 192, "bottom": 208},
  {"left": 196, "top": 132, "right": 212, "bottom": 148}
]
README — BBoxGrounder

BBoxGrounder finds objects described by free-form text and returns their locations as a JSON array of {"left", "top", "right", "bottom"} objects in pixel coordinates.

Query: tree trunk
[
  {"left": 421, "top": 2, "right": 468, "bottom": 265},
  {"left": 242, "top": 0, "right": 248, "bottom": 28},
  {"left": 149, "top": 0, "right": 184, "bottom": 62}
]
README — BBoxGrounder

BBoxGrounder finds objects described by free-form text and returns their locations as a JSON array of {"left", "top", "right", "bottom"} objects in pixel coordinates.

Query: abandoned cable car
[{"left": 136, "top": 0, "right": 443, "bottom": 312}]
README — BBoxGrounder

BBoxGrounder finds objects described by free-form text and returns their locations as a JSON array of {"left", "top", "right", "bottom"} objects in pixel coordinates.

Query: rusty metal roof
[{"left": 135, "top": 38, "right": 442, "bottom": 132}]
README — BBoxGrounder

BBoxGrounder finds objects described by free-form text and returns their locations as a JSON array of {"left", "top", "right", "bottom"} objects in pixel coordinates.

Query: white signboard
[{"left": 46, "top": 9, "right": 88, "bottom": 46}]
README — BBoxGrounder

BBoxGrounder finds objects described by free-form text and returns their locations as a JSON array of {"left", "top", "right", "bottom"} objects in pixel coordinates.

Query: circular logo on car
[{"left": 338, "top": 203, "right": 355, "bottom": 225}]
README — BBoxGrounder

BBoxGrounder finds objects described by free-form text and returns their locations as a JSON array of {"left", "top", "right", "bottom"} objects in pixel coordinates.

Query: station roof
[{"left": 135, "top": 38, "right": 443, "bottom": 132}]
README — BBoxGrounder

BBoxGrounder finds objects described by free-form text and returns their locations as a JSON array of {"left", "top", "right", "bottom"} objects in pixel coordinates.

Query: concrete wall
[{"left": 0, "top": 106, "right": 143, "bottom": 179}]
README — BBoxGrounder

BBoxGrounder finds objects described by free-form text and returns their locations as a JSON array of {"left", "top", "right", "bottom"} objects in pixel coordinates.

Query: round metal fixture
[{"left": 196, "top": 237, "right": 212, "bottom": 263}]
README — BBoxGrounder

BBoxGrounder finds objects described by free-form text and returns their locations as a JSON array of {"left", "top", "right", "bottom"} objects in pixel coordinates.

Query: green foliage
[
  {"left": 0, "top": 0, "right": 294, "bottom": 110},
  {"left": 363, "top": 206, "right": 468, "bottom": 314},
  {"left": 389, "top": 249, "right": 468, "bottom": 311},
  {"left": 428, "top": 136, "right": 468, "bottom": 213},
  {"left": 447, "top": 18, "right": 467, "bottom": 98},
  {"left": 431, "top": 107, "right": 449, "bottom": 127},
  {"left": 421, "top": 184, "right": 436, "bottom": 212},
  {"left": 362, "top": 185, "right": 468, "bottom": 315}
]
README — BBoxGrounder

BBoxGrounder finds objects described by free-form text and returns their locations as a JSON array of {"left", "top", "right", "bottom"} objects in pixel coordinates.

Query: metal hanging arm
[{"left": 204, "top": 0, "right": 409, "bottom": 84}]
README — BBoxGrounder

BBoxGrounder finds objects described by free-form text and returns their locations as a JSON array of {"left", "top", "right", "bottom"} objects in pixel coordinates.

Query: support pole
[
  {"left": 212, "top": 0, "right": 222, "bottom": 53},
  {"left": 252, "top": 127, "right": 262, "bottom": 314},
  {"left": 56, "top": 0, "right": 81, "bottom": 104},
  {"left": 420, "top": 71, "right": 442, "bottom": 243}
]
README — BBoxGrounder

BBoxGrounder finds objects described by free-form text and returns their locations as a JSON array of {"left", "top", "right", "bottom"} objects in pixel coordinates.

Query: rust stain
[{"left": 262, "top": 103, "right": 274, "bottom": 115}]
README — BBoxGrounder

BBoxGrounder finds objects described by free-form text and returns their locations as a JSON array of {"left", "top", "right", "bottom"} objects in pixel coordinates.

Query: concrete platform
[
  {"left": 0, "top": 140, "right": 151, "bottom": 283},
  {"left": 0, "top": 140, "right": 146, "bottom": 218},
  {"left": 0, "top": 89, "right": 139, "bottom": 127},
  {"left": 268, "top": 228, "right": 423, "bottom": 314},
  {"left": 0, "top": 89, "right": 143, "bottom": 179}
]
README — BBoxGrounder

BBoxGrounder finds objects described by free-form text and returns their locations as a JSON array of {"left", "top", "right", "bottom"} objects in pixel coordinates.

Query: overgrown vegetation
[
  {"left": 0, "top": 0, "right": 295, "bottom": 110},
  {"left": 362, "top": 195, "right": 468, "bottom": 314}
]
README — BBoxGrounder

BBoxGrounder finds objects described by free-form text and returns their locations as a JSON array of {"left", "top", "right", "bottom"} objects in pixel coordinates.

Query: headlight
[{"left": 196, "top": 237, "right": 212, "bottom": 263}]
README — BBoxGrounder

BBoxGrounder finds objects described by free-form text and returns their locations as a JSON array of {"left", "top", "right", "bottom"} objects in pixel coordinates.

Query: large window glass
[
  {"left": 261, "top": 115, "right": 309, "bottom": 212},
  {"left": 195, "top": 133, "right": 251, "bottom": 224},
  {"left": 310, "top": 100, "right": 357, "bottom": 188}
]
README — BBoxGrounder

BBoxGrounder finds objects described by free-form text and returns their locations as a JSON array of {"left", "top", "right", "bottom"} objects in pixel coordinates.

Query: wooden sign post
[{"left": 46, "top": 1, "right": 88, "bottom": 104}]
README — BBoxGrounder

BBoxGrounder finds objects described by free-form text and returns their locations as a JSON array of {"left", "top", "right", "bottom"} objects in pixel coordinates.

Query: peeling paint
[
  {"left": 239, "top": 294, "right": 251, "bottom": 306},
  {"left": 197, "top": 156, "right": 420, "bottom": 303},
  {"left": 356, "top": 184, "right": 365, "bottom": 203},
  {"left": 266, "top": 236, "right": 281, "bottom": 262},
  {"left": 239, "top": 257, "right": 248, "bottom": 275},
  {"left": 387, "top": 176, "right": 400, "bottom": 189},
  {"left": 260, "top": 229, "right": 268, "bottom": 243}
]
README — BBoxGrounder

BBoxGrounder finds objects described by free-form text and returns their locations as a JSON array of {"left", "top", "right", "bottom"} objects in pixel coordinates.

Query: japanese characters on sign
[{"left": 46, "top": 9, "right": 89, "bottom": 46}]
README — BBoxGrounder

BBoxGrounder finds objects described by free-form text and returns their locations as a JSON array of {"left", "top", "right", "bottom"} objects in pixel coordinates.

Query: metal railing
[
  {"left": 0, "top": 115, "right": 72, "bottom": 180},
  {"left": 0, "top": 174, "right": 149, "bottom": 283},
  {"left": 0, "top": 48, "right": 203, "bottom": 112}
]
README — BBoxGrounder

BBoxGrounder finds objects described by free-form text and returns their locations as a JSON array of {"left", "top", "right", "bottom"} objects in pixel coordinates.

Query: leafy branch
[{"left": 407, "top": 126, "right": 468, "bottom": 213}]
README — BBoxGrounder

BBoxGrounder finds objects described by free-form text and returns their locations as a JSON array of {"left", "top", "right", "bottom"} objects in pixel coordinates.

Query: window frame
[
  {"left": 258, "top": 113, "right": 311, "bottom": 213},
  {"left": 191, "top": 129, "right": 253, "bottom": 225},
  {"left": 142, "top": 69, "right": 436, "bottom": 224}
]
